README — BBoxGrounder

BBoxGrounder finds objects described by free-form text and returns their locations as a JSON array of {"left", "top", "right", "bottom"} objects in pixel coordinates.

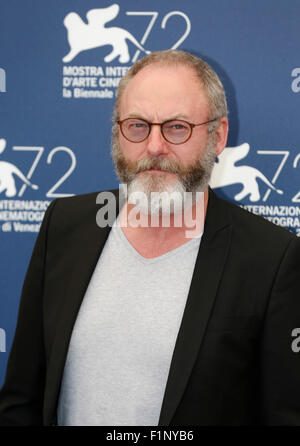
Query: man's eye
[
  {"left": 128, "top": 122, "right": 147, "bottom": 129},
  {"left": 166, "top": 122, "right": 188, "bottom": 131}
]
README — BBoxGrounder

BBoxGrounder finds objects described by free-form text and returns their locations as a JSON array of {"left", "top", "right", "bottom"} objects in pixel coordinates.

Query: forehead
[{"left": 119, "top": 64, "right": 210, "bottom": 120}]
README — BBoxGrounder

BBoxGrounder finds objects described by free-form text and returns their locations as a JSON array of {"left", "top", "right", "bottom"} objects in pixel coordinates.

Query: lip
[{"left": 138, "top": 169, "right": 174, "bottom": 176}]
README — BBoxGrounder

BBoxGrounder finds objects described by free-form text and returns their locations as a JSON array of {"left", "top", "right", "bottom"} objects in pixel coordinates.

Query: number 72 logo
[
  {"left": 126, "top": 11, "right": 191, "bottom": 63},
  {"left": 256, "top": 150, "right": 300, "bottom": 203},
  {"left": 12, "top": 145, "right": 76, "bottom": 198}
]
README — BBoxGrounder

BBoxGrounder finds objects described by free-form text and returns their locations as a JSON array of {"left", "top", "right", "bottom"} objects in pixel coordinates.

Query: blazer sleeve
[
  {"left": 0, "top": 199, "right": 57, "bottom": 426},
  {"left": 260, "top": 236, "right": 300, "bottom": 425}
]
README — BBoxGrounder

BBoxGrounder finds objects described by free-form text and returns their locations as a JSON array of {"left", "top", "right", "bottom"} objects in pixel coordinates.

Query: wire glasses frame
[{"left": 117, "top": 117, "right": 220, "bottom": 145}]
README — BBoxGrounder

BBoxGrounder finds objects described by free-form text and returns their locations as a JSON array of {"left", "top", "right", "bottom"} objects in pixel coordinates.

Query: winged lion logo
[
  {"left": 63, "top": 4, "right": 150, "bottom": 63},
  {"left": 210, "top": 143, "right": 283, "bottom": 202},
  {"left": 0, "top": 139, "right": 38, "bottom": 197}
]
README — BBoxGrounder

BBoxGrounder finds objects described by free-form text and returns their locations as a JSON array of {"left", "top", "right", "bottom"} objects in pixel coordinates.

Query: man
[{"left": 0, "top": 50, "right": 300, "bottom": 426}]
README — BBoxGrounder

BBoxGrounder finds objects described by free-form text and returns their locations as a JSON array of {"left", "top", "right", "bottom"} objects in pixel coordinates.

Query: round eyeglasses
[{"left": 117, "top": 117, "right": 220, "bottom": 145}]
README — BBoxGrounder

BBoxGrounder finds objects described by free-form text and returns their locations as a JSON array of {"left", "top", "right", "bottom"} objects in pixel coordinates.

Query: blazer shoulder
[
  {"left": 45, "top": 189, "right": 119, "bottom": 232},
  {"left": 50, "top": 189, "right": 118, "bottom": 216},
  {"left": 214, "top": 193, "right": 297, "bottom": 246}
]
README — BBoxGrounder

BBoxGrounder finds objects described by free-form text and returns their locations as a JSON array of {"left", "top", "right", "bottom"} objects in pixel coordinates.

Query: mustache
[{"left": 127, "top": 157, "right": 189, "bottom": 176}]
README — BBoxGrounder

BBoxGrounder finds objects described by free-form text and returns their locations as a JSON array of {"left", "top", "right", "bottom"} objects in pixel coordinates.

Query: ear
[{"left": 214, "top": 117, "right": 228, "bottom": 157}]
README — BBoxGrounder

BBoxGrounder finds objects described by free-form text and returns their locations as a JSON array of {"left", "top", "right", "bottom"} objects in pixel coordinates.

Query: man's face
[{"left": 112, "top": 63, "right": 228, "bottom": 200}]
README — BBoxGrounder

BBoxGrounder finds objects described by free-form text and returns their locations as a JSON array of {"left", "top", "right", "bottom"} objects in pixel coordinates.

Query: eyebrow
[{"left": 123, "top": 113, "right": 191, "bottom": 121}]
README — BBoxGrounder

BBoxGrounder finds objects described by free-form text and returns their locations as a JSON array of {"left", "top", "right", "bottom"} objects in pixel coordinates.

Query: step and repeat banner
[{"left": 0, "top": 0, "right": 299, "bottom": 386}]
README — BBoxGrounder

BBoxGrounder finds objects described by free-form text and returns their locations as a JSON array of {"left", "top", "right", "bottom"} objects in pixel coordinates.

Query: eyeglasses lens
[{"left": 121, "top": 119, "right": 192, "bottom": 144}]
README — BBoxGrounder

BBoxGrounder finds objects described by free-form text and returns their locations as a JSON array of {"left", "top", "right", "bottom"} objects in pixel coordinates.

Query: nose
[{"left": 145, "top": 124, "right": 170, "bottom": 157}]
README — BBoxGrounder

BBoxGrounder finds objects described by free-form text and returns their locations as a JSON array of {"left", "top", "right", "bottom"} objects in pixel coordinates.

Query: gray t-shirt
[{"left": 57, "top": 221, "right": 201, "bottom": 426}]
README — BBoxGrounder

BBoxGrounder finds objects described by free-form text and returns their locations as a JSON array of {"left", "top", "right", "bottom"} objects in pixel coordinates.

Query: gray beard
[{"left": 111, "top": 131, "right": 217, "bottom": 215}]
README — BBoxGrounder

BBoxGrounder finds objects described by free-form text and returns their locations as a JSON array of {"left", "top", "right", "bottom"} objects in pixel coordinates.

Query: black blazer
[{"left": 0, "top": 189, "right": 300, "bottom": 426}]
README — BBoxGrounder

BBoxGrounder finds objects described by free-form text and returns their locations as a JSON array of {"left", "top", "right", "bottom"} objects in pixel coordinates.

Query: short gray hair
[{"left": 113, "top": 49, "right": 228, "bottom": 129}]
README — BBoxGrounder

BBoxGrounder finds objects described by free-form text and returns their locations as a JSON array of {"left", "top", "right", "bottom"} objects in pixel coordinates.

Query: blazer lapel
[
  {"left": 158, "top": 190, "right": 233, "bottom": 425},
  {"left": 45, "top": 190, "right": 120, "bottom": 423}
]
